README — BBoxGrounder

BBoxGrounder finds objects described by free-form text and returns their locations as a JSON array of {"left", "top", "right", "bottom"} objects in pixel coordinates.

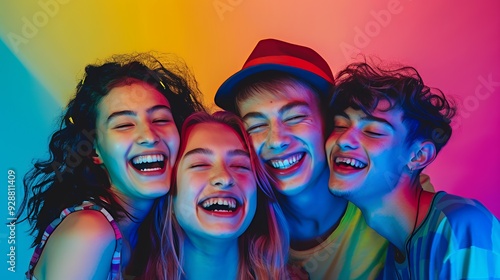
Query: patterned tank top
[{"left": 26, "top": 201, "right": 123, "bottom": 280}]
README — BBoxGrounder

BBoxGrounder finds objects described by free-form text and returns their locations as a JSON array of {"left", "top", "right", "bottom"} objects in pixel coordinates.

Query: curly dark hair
[
  {"left": 330, "top": 61, "right": 457, "bottom": 154},
  {"left": 17, "top": 52, "right": 206, "bottom": 247}
]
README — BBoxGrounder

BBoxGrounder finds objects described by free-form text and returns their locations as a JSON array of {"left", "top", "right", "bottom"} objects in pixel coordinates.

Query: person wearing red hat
[{"left": 215, "top": 38, "right": 388, "bottom": 279}]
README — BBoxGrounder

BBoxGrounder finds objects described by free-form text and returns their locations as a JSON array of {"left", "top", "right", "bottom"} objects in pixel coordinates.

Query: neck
[
  {"left": 116, "top": 197, "right": 154, "bottom": 240},
  {"left": 111, "top": 192, "right": 156, "bottom": 268},
  {"left": 354, "top": 177, "right": 432, "bottom": 252},
  {"left": 279, "top": 167, "right": 348, "bottom": 249},
  {"left": 182, "top": 236, "right": 239, "bottom": 280},
  {"left": 110, "top": 188, "right": 155, "bottom": 225}
]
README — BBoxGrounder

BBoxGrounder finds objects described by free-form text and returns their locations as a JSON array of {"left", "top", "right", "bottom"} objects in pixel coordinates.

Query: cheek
[
  {"left": 325, "top": 135, "right": 337, "bottom": 155},
  {"left": 369, "top": 146, "right": 403, "bottom": 169},
  {"left": 249, "top": 134, "right": 265, "bottom": 152},
  {"left": 312, "top": 129, "right": 326, "bottom": 145},
  {"left": 99, "top": 133, "right": 132, "bottom": 155},
  {"left": 96, "top": 139, "right": 120, "bottom": 161},
  {"left": 173, "top": 200, "right": 191, "bottom": 229},
  {"left": 241, "top": 176, "right": 258, "bottom": 200},
  {"left": 298, "top": 125, "right": 325, "bottom": 146},
  {"left": 366, "top": 140, "right": 393, "bottom": 155},
  {"left": 249, "top": 189, "right": 258, "bottom": 219},
  {"left": 174, "top": 175, "right": 194, "bottom": 207},
  {"left": 242, "top": 178, "right": 258, "bottom": 218},
  {"left": 181, "top": 171, "right": 206, "bottom": 189},
  {"left": 173, "top": 189, "right": 195, "bottom": 218},
  {"left": 310, "top": 132, "right": 327, "bottom": 158},
  {"left": 325, "top": 135, "right": 337, "bottom": 160},
  {"left": 160, "top": 128, "right": 180, "bottom": 155}
]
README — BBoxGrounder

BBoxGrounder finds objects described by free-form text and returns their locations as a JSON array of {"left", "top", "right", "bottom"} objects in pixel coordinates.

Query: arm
[
  {"left": 440, "top": 244, "right": 500, "bottom": 279},
  {"left": 32, "top": 210, "right": 117, "bottom": 280}
]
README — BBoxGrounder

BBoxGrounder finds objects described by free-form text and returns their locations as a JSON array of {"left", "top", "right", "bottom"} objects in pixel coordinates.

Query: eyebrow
[
  {"left": 106, "top": 105, "right": 171, "bottom": 123},
  {"left": 183, "top": 147, "right": 250, "bottom": 158},
  {"left": 336, "top": 111, "right": 395, "bottom": 130},
  {"left": 241, "top": 100, "right": 310, "bottom": 121}
]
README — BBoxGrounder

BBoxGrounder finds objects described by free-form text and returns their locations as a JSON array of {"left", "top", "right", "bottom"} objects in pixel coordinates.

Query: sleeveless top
[{"left": 26, "top": 201, "right": 123, "bottom": 280}]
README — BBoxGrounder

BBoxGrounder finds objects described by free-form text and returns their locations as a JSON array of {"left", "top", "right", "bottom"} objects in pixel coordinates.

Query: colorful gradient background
[{"left": 1, "top": 0, "right": 499, "bottom": 277}]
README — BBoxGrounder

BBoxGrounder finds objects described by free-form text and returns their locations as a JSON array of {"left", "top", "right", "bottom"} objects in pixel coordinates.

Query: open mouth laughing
[
  {"left": 131, "top": 154, "right": 166, "bottom": 172},
  {"left": 199, "top": 197, "right": 240, "bottom": 213},
  {"left": 267, "top": 153, "right": 304, "bottom": 170},
  {"left": 334, "top": 156, "right": 367, "bottom": 169}
]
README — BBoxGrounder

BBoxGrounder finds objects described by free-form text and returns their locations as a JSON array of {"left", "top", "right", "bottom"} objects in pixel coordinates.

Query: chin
[
  {"left": 328, "top": 182, "right": 352, "bottom": 198},
  {"left": 276, "top": 183, "right": 307, "bottom": 196},
  {"left": 143, "top": 187, "right": 170, "bottom": 198},
  {"left": 204, "top": 226, "right": 245, "bottom": 240}
]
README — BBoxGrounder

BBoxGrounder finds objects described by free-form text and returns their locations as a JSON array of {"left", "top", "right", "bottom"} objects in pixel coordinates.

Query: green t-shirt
[{"left": 289, "top": 202, "right": 388, "bottom": 279}]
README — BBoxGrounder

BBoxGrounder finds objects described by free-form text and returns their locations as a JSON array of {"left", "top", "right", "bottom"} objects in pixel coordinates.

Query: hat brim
[{"left": 215, "top": 64, "right": 332, "bottom": 112}]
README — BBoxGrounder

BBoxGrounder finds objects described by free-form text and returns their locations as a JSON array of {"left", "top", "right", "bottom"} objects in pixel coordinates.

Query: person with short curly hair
[{"left": 326, "top": 61, "right": 500, "bottom": 279}]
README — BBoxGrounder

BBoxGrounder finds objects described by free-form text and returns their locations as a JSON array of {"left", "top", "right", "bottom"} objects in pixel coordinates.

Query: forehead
[
  {"left": 97, "top": 82, "right": 170, "bottom": 115},
  {"left": 340, "top": 104, "right": 406, "bottom": 131},
  {"left": 183, "top": 123, "right": 246, "bottom": 153},
  {"left": 236, "top": 83, "right": 321, "bottom": 115}
]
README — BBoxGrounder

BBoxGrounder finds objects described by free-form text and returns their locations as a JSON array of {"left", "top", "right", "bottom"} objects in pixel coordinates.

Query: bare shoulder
[
  {"left": 54, "top": 210, "right": 116, "bottom": 241},
  {"left": 33, "top": 210, "right": 118, "bottom": 280}
]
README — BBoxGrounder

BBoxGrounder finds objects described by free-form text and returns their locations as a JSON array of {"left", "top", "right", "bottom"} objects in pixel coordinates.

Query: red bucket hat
[{"left": 214, "top": 38, "right": 335, "bottom": 111}]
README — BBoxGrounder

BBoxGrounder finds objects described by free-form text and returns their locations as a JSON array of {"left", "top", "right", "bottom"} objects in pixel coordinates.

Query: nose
[
  {"left": 210, "top": 164, "right": 235, "bottom": 189},
  {"left": 335, "top": 128, "right": 359, "bottom": 151},
  {"left": 265, "top": 121, "right": 290, "bottom": 151},
  {"left": 137, "top": 123, "right": 160, "bottom": 146}
]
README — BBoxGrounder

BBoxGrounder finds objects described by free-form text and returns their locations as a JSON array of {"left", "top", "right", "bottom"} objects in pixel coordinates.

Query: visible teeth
[
  {"left": 201, "top": 197, "right": 237, "bottom": 209},
  {"left": 141, "top": 167, "right": 161, "bottom": 172},
  {"left": 132, "top": 154, "right": 165, "bottom": 164},
  {"left": 269, "top": 153, "right": 303, "bottom": 169},
  {"left": 335, "top": 157, "right": 366, "bottom": 168}
]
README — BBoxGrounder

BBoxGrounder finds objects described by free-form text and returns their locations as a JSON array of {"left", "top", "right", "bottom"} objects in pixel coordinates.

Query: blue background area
[{"left": 0, "top": 39, "right": 62, "bottom": 279}]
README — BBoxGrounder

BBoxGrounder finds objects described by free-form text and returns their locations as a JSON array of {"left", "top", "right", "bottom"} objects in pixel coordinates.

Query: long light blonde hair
[{"left": 141, "top": 111, "right": 290, "bottom": 279}]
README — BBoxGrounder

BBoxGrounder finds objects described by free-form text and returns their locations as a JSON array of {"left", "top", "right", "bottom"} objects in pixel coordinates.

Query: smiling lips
[
  {"left": 335, "top": 156, "right": 367, "bottom": 169},
  {"left": 266, "top": 153, "right": 305, "bottom": 176},
  {"left": 131, "top": 154, "right": 166, "bottom": 172},
  {"left": 268, "top": 153, "right": 303, "bottom": 169},
  {"left": 199, "top": 197, "right": 239, "bottom": 213},
  {"left": 332, "top": 156, "right": 367, "bottom": 175}
]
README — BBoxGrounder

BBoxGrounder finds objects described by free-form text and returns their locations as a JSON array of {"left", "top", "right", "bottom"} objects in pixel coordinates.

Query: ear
[
  {"left": 407, "top": 141, "right": 436, "bottom": 172},
  {"left": 92, "top": 146, "right": 104, "bottom": 165}
]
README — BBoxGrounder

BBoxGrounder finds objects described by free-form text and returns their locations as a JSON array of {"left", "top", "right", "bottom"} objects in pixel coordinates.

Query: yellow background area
[
  {"left": 3, "top": 0, "right": 465, "bottom": 108},
  {"left": 3, "top": 0, "right": 355, "bottom": 109}
]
